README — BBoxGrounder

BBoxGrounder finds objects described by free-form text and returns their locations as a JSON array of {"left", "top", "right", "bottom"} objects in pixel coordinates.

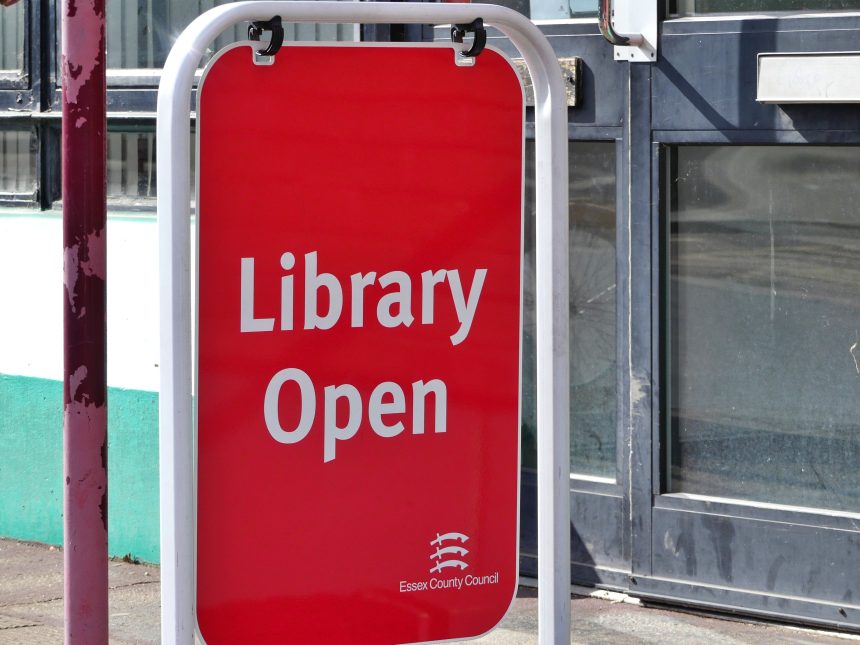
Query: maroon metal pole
[{"left": 62, "top": 0, "right": 108, "bottom": 643}]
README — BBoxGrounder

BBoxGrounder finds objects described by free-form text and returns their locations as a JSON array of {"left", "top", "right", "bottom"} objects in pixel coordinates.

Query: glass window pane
[
  {"left": 496, "top": 0, "right": 535, "bottom": 19},
  {"left": 0, "top": 2, "right": 24, "bottom": 72},
  {"left": 107, "top": 130, "right": 158, "bottom": 203},
  {"left": 100, "top": 0, "right": 357, "bottom": 70},
  {"left": 0, "top": 129, "right": 37, "bottom": 197},
  {"left": 668, "top": 145, "right": 860, "bottom": 512},
  {"left": 670, "top": 0, "right": 860, "bottom": 17},
  {"left": 529, "top": 0, "right": 598, "bottom": 20},
  {"left": 523, "top": 140, "right": 617, "bottom": 478},
  {"left": 104, "top": 127, "right": 195, "bottom": 207}
]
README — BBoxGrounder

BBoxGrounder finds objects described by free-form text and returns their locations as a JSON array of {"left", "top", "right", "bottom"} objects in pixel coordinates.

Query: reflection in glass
[
  {"left": 523, "top": 141, "right": 617, "bottom": 478},
  {"left": 0, "top": 130, "right": 37, "bottom": 195},
  {"left": 527, "top": 0, "right": 598, "bottom": 20},
  {"left": 99, "top": 0, "right": 356, "bottom": 69},
  {"left": 669, "top": 0, "right": 860, "bottom": 16},
  {"left": 0, "top": 2, "right": 24, "bottom": 71},
  {"left": 107, "top": 131, "right": 157, "bottom": 202},
  {"left": 668, "top": 146, "right": 860, "bottom": 512}
]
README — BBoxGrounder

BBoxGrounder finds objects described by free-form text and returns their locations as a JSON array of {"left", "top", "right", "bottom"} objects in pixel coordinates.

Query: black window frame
[
  {"left": 0, "top": 0, "right": 32, "bottom": 93},
  {"left": 1, "top": 0, "right": 54, "bottom": 208}
]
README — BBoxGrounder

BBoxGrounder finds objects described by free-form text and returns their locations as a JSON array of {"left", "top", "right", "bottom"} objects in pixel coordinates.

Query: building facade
[{"left": 2, "top": 0, "right": 860, "bottom": 631}]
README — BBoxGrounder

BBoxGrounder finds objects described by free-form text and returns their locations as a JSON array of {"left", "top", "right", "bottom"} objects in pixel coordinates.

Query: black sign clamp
[
  {"left": 451, "top": 18, "right": 486, "bottom": 58},
  {"left": 248, "top": 16, "right": 284, "bottom": 57}
]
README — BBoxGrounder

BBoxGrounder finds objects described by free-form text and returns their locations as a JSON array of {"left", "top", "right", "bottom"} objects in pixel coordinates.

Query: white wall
[{"left": 0, "top": 211, "right": 159, "bottom": 393}]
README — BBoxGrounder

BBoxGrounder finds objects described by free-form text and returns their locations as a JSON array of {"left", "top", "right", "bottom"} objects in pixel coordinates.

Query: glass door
[
  {"left": 494, "top": 0, "right": 860, "bottom": 631},
  {"left": 640, "top": 3, "right": 860, "bottom": 629},
  {"left": 501, "top": 0, "right": 860, "bottom": 630}
]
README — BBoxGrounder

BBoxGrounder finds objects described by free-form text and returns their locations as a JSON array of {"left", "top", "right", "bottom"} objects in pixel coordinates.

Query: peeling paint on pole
[{"left": 62, "top": 0, "right": 108, "bottom": 643}]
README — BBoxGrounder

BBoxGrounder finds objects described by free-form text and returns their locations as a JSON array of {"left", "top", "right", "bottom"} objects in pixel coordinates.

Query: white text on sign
[
  {"left": 240, "top": 251, "right": 487, "bottom": 345},
  {"left": 263, "top": 369, "right": 446, "bottom": 462},
  {"left": 239, "top": 252, "right": 488, "bottom": 462}
]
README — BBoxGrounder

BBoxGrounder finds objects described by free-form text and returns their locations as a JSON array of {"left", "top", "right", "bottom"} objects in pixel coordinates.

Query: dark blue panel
[
  {"left": 654, "top": 17, "right": 860, "bottom": 133},
  {"left": 519, "top": 470, "right": 628, "bottom": 584},
  {"left": 651, "top": 505, "right": 860, "bottom": 609}
]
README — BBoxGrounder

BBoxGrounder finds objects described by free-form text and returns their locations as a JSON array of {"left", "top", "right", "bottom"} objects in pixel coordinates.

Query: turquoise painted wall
[{"left": 0, "top": 375, "right": 160, "bottom": 563}]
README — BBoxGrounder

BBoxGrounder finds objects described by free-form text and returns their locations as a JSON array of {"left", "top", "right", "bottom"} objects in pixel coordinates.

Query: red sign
[{"left": 196, "top": 43, "right": 523, "bottom": 644}]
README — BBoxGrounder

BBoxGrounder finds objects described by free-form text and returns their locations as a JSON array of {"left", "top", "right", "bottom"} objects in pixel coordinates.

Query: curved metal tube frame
[
  {"left": 598, "top": 0, "right": 644, "bottom": 47},
  {"left": 158, "top": 3, "right": 570, "bottom": 645}
]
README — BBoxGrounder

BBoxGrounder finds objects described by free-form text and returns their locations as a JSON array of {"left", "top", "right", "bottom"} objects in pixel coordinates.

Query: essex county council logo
[
  {"left": 430, "top": 531, "right": 470, "bottom": 574},
  {"left": 398, "top": 532, "right": 500, "bottom": 593}
]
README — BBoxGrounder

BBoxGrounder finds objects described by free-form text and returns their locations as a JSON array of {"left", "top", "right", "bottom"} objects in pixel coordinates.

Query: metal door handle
[{"left": 598, "top": 0, "right": 644, "bottom": 47}]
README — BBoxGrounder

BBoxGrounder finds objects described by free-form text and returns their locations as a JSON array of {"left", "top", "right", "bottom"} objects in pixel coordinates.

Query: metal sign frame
[{"left": 156, "top": 3, "right": 570, "bottom": 644}]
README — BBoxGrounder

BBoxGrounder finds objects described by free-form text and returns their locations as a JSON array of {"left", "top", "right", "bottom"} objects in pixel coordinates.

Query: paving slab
[{"left": 2, "top": 538, "right": 859, "bottom": 644}]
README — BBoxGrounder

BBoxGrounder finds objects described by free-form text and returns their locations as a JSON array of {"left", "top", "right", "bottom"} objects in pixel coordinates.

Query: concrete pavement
[
  {"left": 2, "top": 538, "right": 858, "bottom": 644},
  {"left": 0, "top": 538, "right": 159, "bottom": 644}
]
